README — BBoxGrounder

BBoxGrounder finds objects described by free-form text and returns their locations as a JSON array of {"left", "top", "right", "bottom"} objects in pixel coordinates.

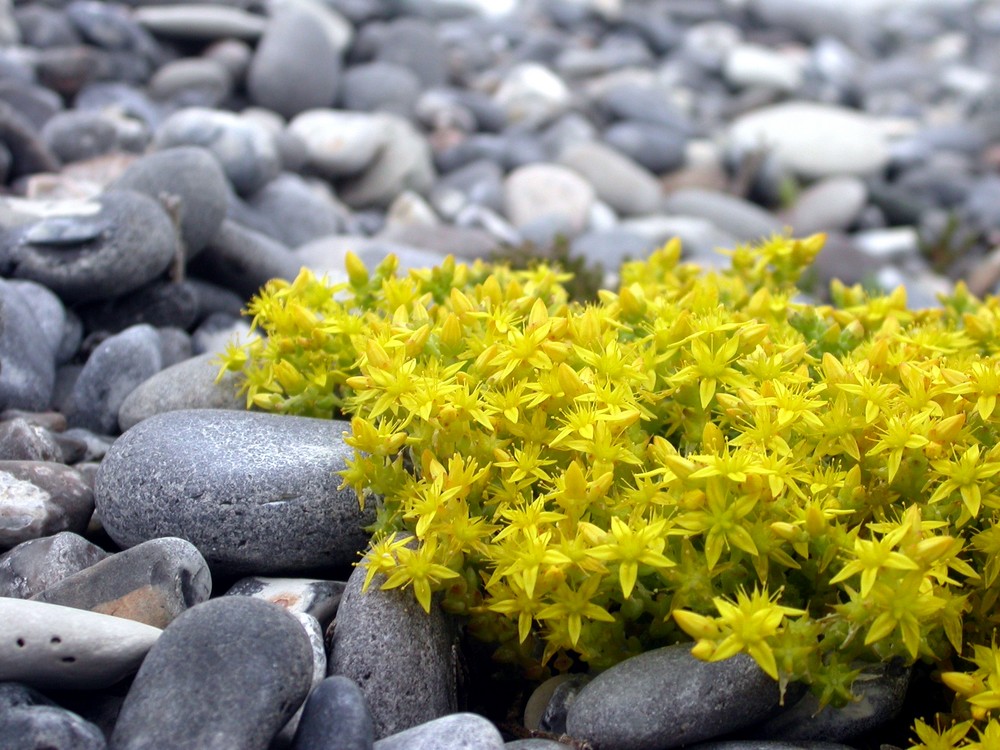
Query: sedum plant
[{"left": 219, "top": 235, "right": 1000, "bottom": 748}]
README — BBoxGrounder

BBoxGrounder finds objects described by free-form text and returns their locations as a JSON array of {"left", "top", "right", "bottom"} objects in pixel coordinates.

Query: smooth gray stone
[
  {"left": 110, "top": 146, "right": 228, "bottom": 258},
  {"left": 110, "top": 597, "right": 313, "bottom": 750},
  {"left": 66, "top": 324, "right": 163, "bottom": 435},
  {"left": 377, "top": 224, "right": 497, "bottom": 260},
  {"left": 276, "top": 611, "right": 328, "bottom": 746},
  {"left": 693, "top": 743, "right": 856, "bottom": 750},
  {"left": 373, "top": 18, "right": 448, "bottom": 88},
  {"left": 292, "top": 676, "right": 374, "bottom": 750},
  {"left": 503, "top": 163, "right": 594, "bottom": 235},
  {"left": 287, "top": 110, "right": 390, "bottom": 179},
  {"left": 538, "top": 674, "right": 589, "bottom": 735},
  {"left": 0, "top": 462, "right": 93, "bottom": 552},
  {"left": 4, "top": 279, "right": 76, "bottom": 365},
  {"left": 154, "top": 107, "right": 280, "bottom": 195},
  {"left": 340, "top": 61, "right": 421, "bottom": 117},
  {"left": 0, "top": 418, "right": 63, "bottom": 462},
  {"left": 41, "top": 110, "right": 148, "bottom": 164},
  {"left": 133, "top": 5, "right": 267, "bottom": 41},
  {"left": 373, "top": 714, "right": 504, "bottom": 750},
  {"left": 95, "top": 410, "right": 374, "bottom": 575},
  {"left": 117, "top": 351, "right": 243, "bottom": 432},
  {"left": 0, "top": 680, "right": 56, "bottom": 708},
  {"left": 338, "top": 116, "right": 436, "bottom": 209},
  {"left": 0, "top": 279, "right": 56, "bottom": 412},
  {"left": 0, "top": 191, "right": 177, "bottom": 304},
  {"left": 247, "top": 6, "right": 341, "bottom": 119},
  {"left": 225, "top": 576, "right": 345, "bottom": 629},
  {"left": 0, "top": 99, "right": 59, "bottom": 179},
  {"left": 0, "top": 704, "right": 107, "bottom": 750},
  {"left": 191, "top": 218, "right": 301, "bottom": 300},
  {"left": 604, "top": 121, "right": 688, "bottom": 175},
  {"left": 558, "top": 141, "right": 662, "bottom": 216},
  {"left": 147, "top": 57, "right": 233, "bottom": 109},
  {"left": 0, "top": 531, "right": 108, "bottom": 599},
  {"left": 329, "top": 545, "right": 457, "bottom": 739},
  {"left": 566, "top": 644, "right": 782, "bottom": 750},
  {"left": 784, "top": 176, "right": 867, "bottom": 235},
  {"left": 246, "top": 173, "right": 345, "bottom": 247},
  {"left": 505, "top": 741, "right": 566, "bottom": 749},
  {"left": 571, "top": 229, "right": 657, "bottom": 272},
  {"left": 754, "top": 662, "right": 911, "bottom": 742},
  {"left": 31, "top": 537, "right": 211, "bottom": 630},
  {"left": 0, "top": 597, "right": 161, "bottom": 690},
  {"left": 662, "top": 188, "right": 783, "bottom": 242}
]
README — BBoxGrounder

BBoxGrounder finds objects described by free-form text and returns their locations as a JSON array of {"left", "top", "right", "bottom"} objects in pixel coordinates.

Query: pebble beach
[{"left": 1, "top": 0, "right": 999, "bottom": 748}]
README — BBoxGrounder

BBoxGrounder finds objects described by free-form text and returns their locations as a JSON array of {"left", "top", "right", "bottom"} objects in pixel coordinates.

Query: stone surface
[
  {"left": 287, "top": 109, "right": 390, "bottom": 178},
  {"left": 225, "top": 576, "right": 345, "bottom": 629},
  {"left": 373, "top": 713, "right": 505, "bottom": 750},
  {"left": 109, "top": 597, "right": 313, "bottom": 750},
  {"left": 504, "top": 163, "right": 595, "bottom": 235},
  {"left": 292, "top": 676, "right": 374, "bottom": 750},
  {"left": 0, "top": 461, "right": 93, "bottom": 552},
  {"left": 663, "top": 188, "right": 783, "bottom": 242},
  {"left": 338, "top": 115, "right": 436, "bottom": 209},
  {"left": 31, "top": 537, "right": 211, "bottom": 629},
  {"left": 0, "top": 531, "right": 108, "bottom": 599},
  {"left": 0, "top": 279, "right": 57, "bottom": 412},
  {"left": 0, "top": 597, "right": 161, "bottom": 690},
  {"left": 558, "top": 140, "right": 662, "bottom": 216},
  {"left": 95, "top": 409, "right": 374, "bottom": 575},
  {"left": 0, "top": 704, "right": 107, "bottom": 750},
  {"left": 566, "top": 644, "right": 782, "bottom": 750}
]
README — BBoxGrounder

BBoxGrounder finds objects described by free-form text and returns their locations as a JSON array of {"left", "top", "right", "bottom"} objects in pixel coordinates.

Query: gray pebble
[
  {"left": 0, "top": 461, "right": 94, "bottom": 552},
  {"left": 559, "top": 140, "right": 662, "bottom": 216},
  {"left": 373, "top": 713, "right": 504, "bottom": 750},
  {"left": 604, "top": 121, "right": 688, "bottom": 174},
  {"left": 133, "top": 5, "right": 267, "bottom": 41},
  {"left": 147, "top": 57, "right": 233, "bottom": 109},
  {"left": 0, "top": 531, "right": 109, "bottom": 599},
  {"left": 0, "top": 418, "right": 64, "bottom": 462},
  {"left": 191, "top": 218, "right": 300, "bottom": 299},
  {"left": 340, "top": 61, "right": 422, "bottom": 117},
  {"left": 292, "top": 675, "right": 375, "bottom": 750},
  {"left": 225, "top": 576, "right": 345, "bottom": 629},
  {"left": 0, "top": 279, "right": 57, "bottom": 412},
  {"left": 662, "top": 188, "right": 783, "bottom": 242},
  {"left": 246, "top": 172, "right": 345, "bottom": 247},
  {"left": 338, "top": 115, "right": 436, "bottom": 209},
  {"left": 0, "top": 703, "right": 107, "bottom": 749}
]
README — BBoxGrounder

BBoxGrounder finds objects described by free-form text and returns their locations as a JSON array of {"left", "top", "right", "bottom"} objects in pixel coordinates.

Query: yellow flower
[
  {"left": 588, "top": 516, "right": 676, "bottom": 598},
  {"left": 380, "top": 538, "right": 460, "bottom": 613}
]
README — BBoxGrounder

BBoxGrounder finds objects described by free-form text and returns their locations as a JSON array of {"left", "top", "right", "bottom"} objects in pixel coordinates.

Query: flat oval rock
[
  {"left": 0, "top": 597, "right": 161, "bottom": 690},
  {"left": 23, "top": 215, "right": 110, "bottom": 245},
  {"left": 95, "top": 409, "right": 374, "bottom": 575}
]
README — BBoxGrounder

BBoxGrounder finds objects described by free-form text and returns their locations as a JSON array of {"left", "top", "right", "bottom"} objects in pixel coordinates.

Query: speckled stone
[
  {"left": 373, "top": 713, "right": 504, "bottom": 750},
  {"left": 0, "top": 531, "right": 108, "bottom": 599}
]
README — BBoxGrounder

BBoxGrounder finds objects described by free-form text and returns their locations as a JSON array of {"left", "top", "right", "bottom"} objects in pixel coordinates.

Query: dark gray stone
[
  {"left": 110, "top": 597, "right": 313, "bottom": 750},
  {"left": 565, "top": 644, "right": 782, "bottom": 750},
  {"left": 0, "top": 461, "right": 94, "bottom": 552},
  {"left": 339, "top": 61, "right": 421, "bottom": 117},
  {"left": 0, "top": 279, "right": 57, "bottom": 411},
  {"left": 539, "top": 674, "right": 590, "bottom": 735},
  {"left": 604, "top": 121, "right": 688, "bottom": 174},
  {"left": 0, "top": 191, "right": 177, "bottom": 304},
  {"left": 291, "top": 676, "right": 374, "bottom": 750},
  {"left": 32, "top": 537, "right": 212, "bottom": 630},
  {"left": 4, "top": 279, "right": 76, "bottom": 366},
  {"left": 373, "top": 714, "right": 503, "bottom": 750},
  {"left": 374, "top": 18, "right": 448, "bottom": 88},
  {"left": 78, "top": 281, "right": 201, "bottom": 336},
  {"left": 0, "top": 418, "right": 64, "bottom": 462},
  {"left": 95, "top": 409, "right": 375, "bottom": 575},
  {"left": 662, "top": 188, "right": 783, "bottom": 242},
  {"left": 247, "top": 6, "right": 341, "bottom": 119},
  {"left": 0, "top": 531, "right": 109, "bottom": 599},
  {"left": 246, "top": 173, "right": 345, "bottom": 248},
  {"left": 0, "top": 99, "right": 60, "bottom": 179},
  {"left": 329, "top": 545, "right": 457, "bottom": 739},
  {"left": 41, "top": 110, "right": 148, "bottom": 164},
  {"left": 65, "top": 324, "right": 164, "bottom": 435},
  {"left": 225, "top": 576, "right": 345, "bottom": 629},
  {"left": 110, "top": 146, "right": 229, "bottom": 258},
  {"left": 0, "top": 704, "right": 107, "bottom": 750},
  {"left": 190, "top": 218, "right": 300, "bottom": 300}
]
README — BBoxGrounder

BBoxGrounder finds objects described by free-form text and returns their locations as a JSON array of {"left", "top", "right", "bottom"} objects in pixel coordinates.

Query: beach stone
[
  {"left": 784, "top": 176, "right": 868, "bottom": 235},
  {"left": 373, "top": 713, "right": 504, "bottom": 750},
  {"left": 0, "top": 703, "right": 107, "bottom": 749},
  {"left": 603, "top": 121, "right": 688, "bottom": 174},
  {"left": 292, "top": 675, "right": 374, "bottom": 750},
  {"left": 41, "top": 110, "right": 148, "bottom": 164},
  {"left": 154, "top": 107, "right": 280, "bottom": 195},
  {"left": 493, "top": 62, "right": 570, "bottom": 127},
  {"left": 558, "top": 140, "right": 662, "bottom": 216},
  {"left": 31, "top": 537, "right": 211, "bottom": 630},
  {"left": 566, "top": 644, "right": 782, "bottom": 750},
  {"left": 379, "top": 223, "right": 497, "bottom": 260},
  {"left": 65, "top": 324, "right": 163, "bottom": 435},
  {"left": 288, "top": 109, "right": 390, "bottom": 178},
  {"left": 117, "top": 352, "right": 245, "bottom": 433},
  {"left": 225, "top": 576, "right": 345, "bottom": 629},
  {"left": 274, "top": 610, "right": 328, "bottom": 746},
  {"left": 663, "top": 188, "right": 783, "bottom": 242},
  {"left": 338, "top": 115, "right": 436, "bottom": 209},
  {"left": 728, "top": 103, "right": 891, "bottom": 179},
  {"left": 0, "top": 99, "right": 60, "bottom": 179},
  {"left": 0, "top": 531, "right": 108, "bottom": 599},
  {"left": 504, "top": 163, "right": 595, "bottom": 235},
  {"left": 0, "top": 280, "right": 57, "bottom": 412},
  {"left": 246, "top": 173, "right": 345, "bottom": 247},
  {"left": 77, "top": 280, "right": 201, "bottom": 335},
  {"left": 329, "top": 546, "right": 458, "bottom": 738},
  {"left": 133, "top": 5, "right": 267, "bottom": 41},
  {"left": 147, "top": 57, "right": 232, "bottom": 109},
  {"left": 14, "top": 4, "right": 80, "bottom": 49},
  {"left": 571, "top": 229, "right": 656, "bottom": 273},
  {"left": 247, "top": 6, "right": 341, "bottom": 119},
  {"left": 190, "top": 218, "right": 300, "bottom": 299},
  {"left": 373, "top": 18, "right": 448, "bottom": 88},
  {"left": 95, "top": 409, "right": 374, "bottom": 575},
  {"left": 0, "top": 418, "right": 63, "bottom": 462},
  {"left": 4, "top": 279, "right": 76, "bottom": 365},
  {"left": 0, "top": 597, "right": 161, "bottom": 690},
  {"left": 724, "top": 43, "right": 803, "bottom": 92},
  {"left": 506, "top": 741, "right": 567, "bottom": 749},
  {"left": 755, "top": 662, "right": 911, "bottom": 742},
  {"left": 110, "top": 597, "right": 313, "bottom": 750},
  {"left": 110, "top": 146, "right": 228, "bottom": 259},
  {"left": 1, "top": 190, "right": 176, "bottom": 304},
  {"left": 340, "top": 61, "right": 421, "bottom": 117},
  {"left": 0, "top": 462, "right": 93, "bottom": 552},
  {"left": 694, "top": 743, "right": 856, "bottom": 750}
]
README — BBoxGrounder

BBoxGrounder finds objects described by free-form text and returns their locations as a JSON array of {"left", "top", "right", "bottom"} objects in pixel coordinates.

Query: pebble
[
  {"left": 0, "top": 279, "right": 57, "bottom": 412},
  {"left": 0, "top": 461, "right": 94, "bottom": 552},
  {"left": 373, "top": 713, "right": 505, "bottom": 750},
  {"left": 329, "top": 543, "right": 458, "bottom": 738},
  {"left": 504, "top": 163, "right": 595, "bottom": 235},
  {"left": 0, "top": 531, "right": 109, "bottom": 599},
  {"left": 191, "top": 218, "right": 300, "bottom": 299},
  {"left": 494, "top": 62, "right": 571, "bottom": 127},
  {"left": 225, "top": 576, "right": 345, "bottom": 629},
  {"left": 603, "top": 120, "right": 689, "bottom": 174},
  {"left": 0, "top": 703, "right": 107, "bottom": 750},
  {"left": 565, "top": 644, "right": 782, "bottom": 750},
  {"left": 784, "top": 176, "right": 868, "bottom": 235},
  {"left": 132, "top": 5, "right": 267, "bottom": 41},
  {"left": 109, "top": 597, "right": 313, "bottom": 750},
  {"left": 246, "top": 172, "right": 346, "bottom": 247},
  {"left": 340, "top": 61, "right": 422, "bottom": 117},
  {"left": 288, "top": 109, "right": 390, "bottom": 178},
  {"left": 30, "top": 536, "right": 211, "bottom": 629},
  {"left": 662, "top": 188, "right": 783, "bottom": 242},
  {"left": 338, "top": 115, "right": 436, "bottom": 209},
  {"left": 0, "top": 417, "right": 64, "bottom": 463},
  {"left": 95, "top": 409, "right": 375, "bottom": 574},
  {"left": 0, "top": 597, "right": 161, "bottom": 690},
  {"left": 292, "top": 675, "right": 374, "bottom": 750},
  {"left": 558, "top": 140, "right": 663, "bottom": 216}
]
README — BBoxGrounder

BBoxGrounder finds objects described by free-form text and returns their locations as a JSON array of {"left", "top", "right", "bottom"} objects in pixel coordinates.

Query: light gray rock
[
  {"left": 133, "top": 5, "right": 267, "bottom": 41},
  {"left": 31, "top": 537, "right": 211, "bottom": 630},
  {"left": 117, "top": 352, "right": 246, "bottom": 432},
  {"left": 493, "top": 63, "right": 570, "bottom": 127},
  {"left": 0, "top": 279, "right": 57, "bottom": 412},
  {"left": 0, "top": 461, "right": 93, "bottom": 552},
  {"left": 329, "top": 545, "right": 458, "bottom": 739},
  {"left": 95, "top": 409, "right": 374, "bottom": 575},
  {"left": 504, "top": 163, "right": 595, "bottom": 235},
  {"left": 0, "top": 531, "right": 108, "bottom": 599},
  {"left": 224, "top": 576, "right": 344, "bottom": 629},
  {"left": 0, "top": 597, "right": 161, "bottom": 690},
  {"left": 728, "top": 103, "right": 891, "bottom": 180},
  {"left": 566, "top": 644, "right": 782, "bottom": 750},
  {"left": 287, "top": 109, "right": 390, "bottom": 178},
  {"left": 784, "top": 176, "right": 868, "bottom": 235},
  {"left": 275, "top": 611, "right": 327, "bottom": 746},
  {"left": 338, "top": 116, "right": 436, "bottom": 209},
  {"left": 373, "top": 713, "right": 504, "bottom": 750},
  {"left": 723, "top": 44, "right": 803, "bottom": 92},
  {"left": 246, "top": 172, "right": 345, "bottom": 247},
  {"left": 0, "top": 704, "right": 107, "bottom": 750},
  {"left": 662, "top": 188, "right": 783, "bottom": 242},
  {"left": 559, "top": 141, "right": 662, "bottom": 216},
  {"left": 191, "top": 218, "right": 300, "bottom": 299}
]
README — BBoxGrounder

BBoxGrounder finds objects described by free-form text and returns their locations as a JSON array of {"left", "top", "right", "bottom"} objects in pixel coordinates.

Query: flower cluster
[{"left": 220, "top": 235, "right": 1000, "bottom": 748}]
